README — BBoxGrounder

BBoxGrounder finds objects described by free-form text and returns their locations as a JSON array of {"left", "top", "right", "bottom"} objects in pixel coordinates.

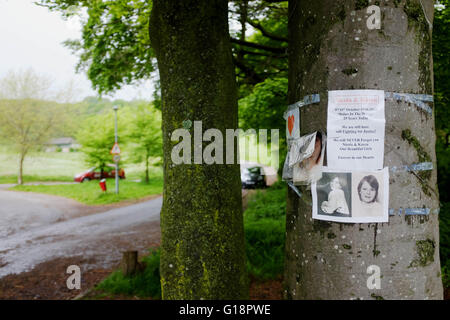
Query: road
[
  {"left": 0, "top": 167, "right": 277, "bottom": 279},
  {"left": 0, "top": 186, "right": 96, "bottom": 238},
  {"left": 0, "top": 188, "right": 162, "bottom": 278}
]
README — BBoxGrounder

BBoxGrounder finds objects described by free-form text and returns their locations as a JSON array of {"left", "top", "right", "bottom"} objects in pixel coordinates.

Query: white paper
[
  {"left": 293, "top": 132, "right": 326, "bottom": 185},
  {"left": 327, "top": 90, "right": 385, "bottom": 170},
  {"left": 288, "top": 132, "right": 317, "bottom": 167},
  {"left": 285, "top": 107, "right": 300, "bottom": 140},
  {"left": 312, "top": 167, "right": 389, "bottom": 223}
]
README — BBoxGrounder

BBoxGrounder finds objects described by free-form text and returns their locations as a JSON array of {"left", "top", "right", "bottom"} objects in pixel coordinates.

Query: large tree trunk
[
  {"left": 149, "top": 0, "right": 247, "bottom": 299},
  {"left": 285, "top": 0, "right": 443, "bottom": 299}
]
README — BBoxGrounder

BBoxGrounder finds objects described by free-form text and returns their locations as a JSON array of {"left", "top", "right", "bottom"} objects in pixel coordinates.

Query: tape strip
[
  {"left": 385, "top": 92, "right": 433, "bottom": 115},
  {"left": 390, "top": 162, "right": 433, "bottom": 173},
  {"left": 284, "top": 94, "right": 321, "bottom": 118},
  {"left": 285, "top": 92, "right": 433, "bottom": 118},
  {"left": 389, "top": 208, "right": 438, "bottom": 216},
  {"left": 287, "top": 181, "right": 303, "bottom": 198}
]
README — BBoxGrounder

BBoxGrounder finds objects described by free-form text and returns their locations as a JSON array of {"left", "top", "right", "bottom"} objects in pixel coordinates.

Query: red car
[{"left": 74, "top": 167, "right": 126, "bottom": 182}]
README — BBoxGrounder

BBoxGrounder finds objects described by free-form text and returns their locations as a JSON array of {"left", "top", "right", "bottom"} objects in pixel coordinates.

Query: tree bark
[
  {"left": 149, "top": 0, "right": 248, "bottom": 299},
  {"left": 145, "top": 149, "right": 150, "bottom": 184},
  {"left": 285, "top": 0, "right": 443, "bottom": 299},
  {"left": 18, "top": 153, "right": 24, "bottom": 185}
]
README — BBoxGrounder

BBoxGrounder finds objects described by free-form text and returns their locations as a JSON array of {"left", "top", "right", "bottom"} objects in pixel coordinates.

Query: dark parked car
[
  {"left": 241, "top": 166, "right": 266, "bottom": 189},
  {"left": 74, "top": 167, "right": 125, "bottom": 182}
]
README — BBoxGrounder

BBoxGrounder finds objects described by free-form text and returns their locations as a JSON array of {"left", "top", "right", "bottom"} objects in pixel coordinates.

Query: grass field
[
  {"left": 1, "top": 146, "right": 164, "bottom": 204},
  {"left": 0, "top": 148, "right": 85, "bottom": 183},
  {"left": 0, "top": 146, "right": 162, "bottom": 184},
  {"left": 11, "top": 178, "right": 163, "bottom": 205}
]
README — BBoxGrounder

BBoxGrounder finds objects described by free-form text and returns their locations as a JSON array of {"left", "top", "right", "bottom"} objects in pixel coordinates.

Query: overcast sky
[{"left": 0, "top": 0, "right": 154, "bottom": 102}]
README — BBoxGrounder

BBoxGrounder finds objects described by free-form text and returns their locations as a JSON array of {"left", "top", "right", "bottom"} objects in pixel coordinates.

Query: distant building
[{"left": 45, "top": 137, "right": 80, "bottom": 152}]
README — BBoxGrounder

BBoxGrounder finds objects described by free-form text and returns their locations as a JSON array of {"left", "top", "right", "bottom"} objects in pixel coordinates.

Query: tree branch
[
  {"left": 247, "top": 20, "right": 288, "bottom": 42},
  {"left": 235, "top": 48, "right": 287, "bottom": 59},
  {"left": 232, "top": 57, "right": 264, "bottom": 85},
  {"left": 230, "top": 38, "right": 287, "bottom": 54}
]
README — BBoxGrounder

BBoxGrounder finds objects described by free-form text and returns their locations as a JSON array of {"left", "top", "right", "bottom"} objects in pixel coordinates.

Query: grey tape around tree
[
  {"left": 385, "top": 92, "right": 433, "bottom": 115},
  {"left": 284, "top": 92, "right": 434, "bottom": 118},
  {"left": 284, "top": 94, "right": 321, "bottom": 119}
]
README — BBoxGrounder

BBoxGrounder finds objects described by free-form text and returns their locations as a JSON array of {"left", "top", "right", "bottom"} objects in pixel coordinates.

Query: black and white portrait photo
[
  {"left": 312, "top": 168, "right": 389, "bottom": 223},
  {"left": 315, "top": 172, "right": 351, "bottom": 217},
  {"left": 351, "top": 171, "right": 385, "bottom": 219}
]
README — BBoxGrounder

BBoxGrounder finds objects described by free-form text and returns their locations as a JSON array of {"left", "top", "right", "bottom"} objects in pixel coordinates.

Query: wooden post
[{"left": 121, "top": 251, "right": 140, "bottom": 277}]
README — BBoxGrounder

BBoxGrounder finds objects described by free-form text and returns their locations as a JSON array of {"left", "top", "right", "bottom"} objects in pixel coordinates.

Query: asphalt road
[{"left": 0, "top": 189, "right": 162, "bottom": 278}]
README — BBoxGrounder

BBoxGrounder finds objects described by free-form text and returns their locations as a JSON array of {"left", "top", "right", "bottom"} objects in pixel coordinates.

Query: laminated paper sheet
[
  {"left": 327, "top": 90, "right": 385, "bottom": 170},
  {"left": 291, "top": 132, "right": 326, "bottom": 185},
  {"left": 312, "top": 167, "right": 389, "bottom": 223}
]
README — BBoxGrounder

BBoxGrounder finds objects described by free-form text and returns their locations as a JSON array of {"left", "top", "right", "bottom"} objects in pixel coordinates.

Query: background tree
[
  {"left": 123, "top": 103, "right": 162, "bottom": 183},
  {"left": 149, "top": 0, "right": 247, "bottom": 299},
  {"left": 42, "top": 0, "right": 249, "bottom": 299},
  {"left": 229, "top": 0, "right": 288, "bottom": 95},
  {"left": 40, "top": 0, "right": 290, "bottom": 152},
  {"left": 285, "top": 0, "right": 443, "bottom": 299},
  {"left": 38, "top": 0, "right": 154, "bottom": 94},
  {"left": 76, "top": 111, "right": 122, "bottom": 178},
  {"left": 39, "top": 0, "right": 288, "bottom": 96},
  {"left": 0, "top": 69, "right": 67, "bottom": 184}
]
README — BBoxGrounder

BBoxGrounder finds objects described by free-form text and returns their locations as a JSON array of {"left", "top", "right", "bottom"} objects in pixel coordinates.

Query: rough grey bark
[
  {"left": 285, "top": 0, "right": 443, "bottom": 299},
  {"left": 149, "top": 0, "right": 248, "bottom": 299},
  {"left": 18, "top": 153, "right": 25, "bottom": 185}
]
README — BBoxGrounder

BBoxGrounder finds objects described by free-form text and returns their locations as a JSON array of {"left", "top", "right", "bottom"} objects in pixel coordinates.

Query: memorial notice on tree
[{"left": 326, "top": 90, "right": 385, "bottom": 170}]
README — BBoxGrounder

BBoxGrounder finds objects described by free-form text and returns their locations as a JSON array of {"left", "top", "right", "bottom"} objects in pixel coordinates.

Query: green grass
[
  {"left": 0, "top": 175, "right": 74, "bottom": 184},
  {"left": 92, "top": 182, "right": 287, "bottom": 299},
  {"left": 244, "top": 181, "right": 286, "bottom": 279},
  {"left": 11, "top": 178, "right": 163, "bottom": 205},
  {"left": 95, "top": 249, "right": 161, "bottom": 299}
]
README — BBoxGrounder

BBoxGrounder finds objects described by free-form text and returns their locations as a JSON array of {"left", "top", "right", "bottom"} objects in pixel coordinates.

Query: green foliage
[
  {"left": 76, "top": 111, "right": 122, "bottom": 172},
  {"left": 433, "top": 2, "right": 450, "bottom": 289},
  {"left": 239, "top": 78, "right": 287, "bottom": 133},
  {"left": 434, "top": 2, "right": 450, "bottom": 203},
  {"left": 123, "top": 102, "right": 163, "bottom": 181},
  {"left": 38, "top": 0, "right": 154, "bottom": 94},
  {"left": 244, "top": 184, "right": 286, "bottom": 279},
  {"left": 239, "top": 78, "right": 288, "bottom": 172},
  {"left": 229, "top": 1, "right": 288, "bottom": 93},
  {"left": 96, "top": 249, "right": 161, "bottom": 299}
]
